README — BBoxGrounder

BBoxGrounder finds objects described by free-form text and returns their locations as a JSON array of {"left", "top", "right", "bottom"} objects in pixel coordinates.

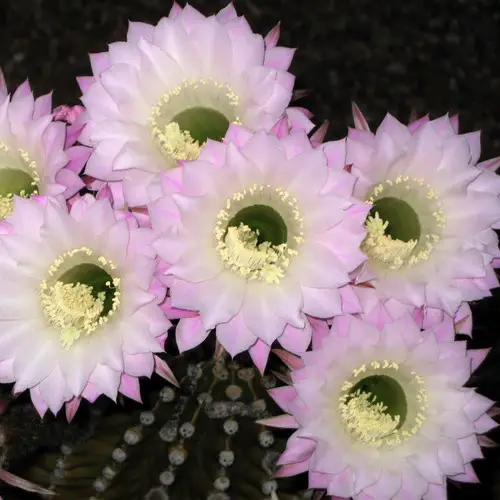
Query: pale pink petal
[
  {"left": 364, "top": 469, "right": 402, "bottom": 499},
  {"left": 249, "top": 339, "right": 271, "bottom": 375},
  {"left": 118, "top": 374, "right": 142, "bottom": 403},
  {"left": 65, "top": 397, "right": 82, "bottom": 422},
  {"left": 326, "top": 468, "right": 355, "bottom": 498},
  {"left": 264, "top": 22, "right": 281, "bottom": 49},
  {"left": 264, "top": 46, "right": 295, "bottom": 71},
  {"left": 268, "top": 386, "right": 298, "bottom": 413},
  {"left": 309, "top": 316, "right": 330, "bottom": 350},
  {"left": 160, "top": 299, "right": 198, "bottom": 320},
  {"left": 474, "top": 413, "right": 497, "bottom": 434},
  {"left": 278, "top": 435, "right": 316, "bottom": 465},
  {"left": 29, "top": 386, "right": 49, "bottom": 417},
  {"left": 123, "top": 352, "right": 154, "bottom": 378},
  {"left": 275, "top": 459, "right": 309, "bottom": 478},
  {"left": 272, "top": 348, "right": 305, "bottom": 370},
  {"left": 127, "top": 21, "right": 155, "bottom": 43},
  {"left": 352, "top": 102, "right": 370, "bottom": 131},
  {"left": 308, "top": 471, "right": 331, "bottom": 489},
  {"left": 196, "top": 271, "right": 246, "bottom": 330},
  {"left": 81, "top": 382, "right": 101, "bottom": 403},
  {"left": 464, "top": 393, "right": 493, "bottom": 421},
  {"left": 258, "top": 414, "right": 299, "bottom": 429},
  {"left": 423, "top": 483, "right": 447, "bottom": 500},
  {"left": 279, "top": 319, "right": 312, "bottom": 355},
  {"left": 310, "top": 121, "right": 329, "bottom": 148},
  {"left": 0, "top": 469, "right": 56, "bottom": 496},
  {"left": 451, "top": 462, "right": 479, "bottom": 483},
  {"left": 89, "top": 364, "right": 121, "bottom": 401},
  {"left": 438, "top": 440, "right": 465, "bottom": 476},
  {"left": 469, "top": 348, "right": 490, "bottom": 372},
  {"left": 154, "top": 355, "right": 179, "bottom": 387},
  {"left": 216, "top": 314, "right": 257, "bottom": 357},
  {"left": 408, "top": 450, "right": 445, "bottom": 484},
  {"left": 458, "top": 435, "right": 483, "bottom": 463},
  {"left": 176, "top": 316, "right": 210, "bottom": 353}
]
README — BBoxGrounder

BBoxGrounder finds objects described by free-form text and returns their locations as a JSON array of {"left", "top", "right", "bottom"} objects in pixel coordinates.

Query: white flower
[{"left": 0, "top": 196, "right": 171, "bottom": 416}]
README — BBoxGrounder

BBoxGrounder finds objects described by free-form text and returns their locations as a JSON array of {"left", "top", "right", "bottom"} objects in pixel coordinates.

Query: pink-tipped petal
[
  {"left": 249, "top": 339, "right": 271, "bottom": 375},
  {"left": 352, "top": 102, "right": 370, "bottom": 131},
  {"left": 309, "top": 316, "right": 330, "bottom": 350},
  {"left": 469, "top": 348, "right": 491, "bottom": 372},
  {"left": 65, "top": 397, "right": 82, "bottom": 422},
  {"left": 278, "top": 435, "right": 316, "bottom": 465},
  {"left": 0, "top": 469, "right": 56, "bottom": 496},
  {"left": 275, "top": 459, "right": 310, "bottom": 478},
  {"left": 279, "top": 320, "right": 312, "bottom": 355},
  {"left": 264, "top": 46, "right": 296, "bottom": 71},
  {"left": 311, "top": 121, "right": 330, "bottom": 148},
  {"left": 264, "top": 22, "right": 281, "bottom": 49},
  {"left": 119, "top": 374, "right": 143, "bottom": 402},
  {"left": 268, "top": 386, "right": 298, "bottom": 413},
  {"left": 258, "top": 414, "right": 299, "bottom": 429},
  {"left": 451, "top": 462, "right": 479, "bottom": 484},
  {"left": 272, "top": 348, "right": 305, "bottom": 370},
  {"left": 154, "top": 355, "right": 179, "bottom": 388},
  {"left": 176, "top": 316, "right": 210, "bottom": 353}
]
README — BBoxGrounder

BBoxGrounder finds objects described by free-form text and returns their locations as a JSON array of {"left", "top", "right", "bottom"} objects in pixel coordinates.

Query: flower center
[
  {"left": 362, "top": 176, "right": 446, "bottom": 271},
  {"left": 40, "top": 248, "right": 121, "bottom": 349},
  {"left": 339, "top": 360, "right": 428, "bottom": 448},
  {"left": 0, "top": 143, "right": 40, "bottom": 219},
  {"left": 214, "top": 185, "right": 304, "bottom": 284},
  {"left": 150, "top": 79, "right": 240, "bottom": 164}
]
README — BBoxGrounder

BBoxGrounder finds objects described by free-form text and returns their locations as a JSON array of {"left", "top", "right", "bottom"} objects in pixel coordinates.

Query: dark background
[{"left": 1, "top": 0, "right": 500, "bottom": 498}]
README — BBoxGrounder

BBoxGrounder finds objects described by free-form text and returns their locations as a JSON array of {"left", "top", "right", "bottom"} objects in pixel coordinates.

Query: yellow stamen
[
  {"left": 0, "top": 194, "right": 15, "bottom": 219},
  {"left": 39, "top": 248, "right": 121, "bottom": 349},
  {"left": 0, "top": 144, "right": 41, "bottom": 219},
  {"left": 363, "top": 174, "right": 448, "bottom": 270},
  {"left": 217, "top": 223, "right": 288, "bottom": 284},
  {"left": 153, "top": 122, "right": 201, "bottom": 161},
  {"left": 149, "top": 78, "right": 241, "bottom": 163},
  {"left": 214, "top": 185, "right": 304, "bottom": 284},
  {"left": 41, "top": 282, "right": 106, "bottom": 348},
  {"left": 340, "top": 389, "right": 401, "bottom": 443},
  {"left": 338, "top": 361, "right": 428, "bottom": 448},
  {"left": 362, "top": 212, "right": 419, "bottom": 270}
]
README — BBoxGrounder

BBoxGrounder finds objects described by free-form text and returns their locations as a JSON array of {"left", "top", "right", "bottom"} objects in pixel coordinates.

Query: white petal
[
  {"left": 289, "top": 241, "right": 350, "bottom": 289},
  {"left": 301, "top": 286, "right": 342, "bottom": 318},
  {"left": 216, "top": 315, "right": 257, "bottom": 357},
  {"left": 89, "top": 364, "right": 121, "bottom": 401},
  {"left": 196, "top": 271, "right": 246, "bottom": 330}
]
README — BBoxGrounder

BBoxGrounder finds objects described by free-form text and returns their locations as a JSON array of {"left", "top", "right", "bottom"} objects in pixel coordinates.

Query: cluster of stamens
[
  {"left": 149, "top": 78, "right": 241, "bottom": 162},
  {"left": 0, "top": 143, "right": 41, "bottom": 219},
  {"left": 363, "top": 176, "right": 446, "bottom": 270},
  {"left": 39, "top": 248, "right": 121, "bottom": 349},
  {"left": 153, "top": 122, "right": 201, "bottom": 161},
  {"left": 339, "top": 360, "right": 428, "bottom": 448},
  {"left": 214, "top": 185, "right": 304, "bottom": 284}
]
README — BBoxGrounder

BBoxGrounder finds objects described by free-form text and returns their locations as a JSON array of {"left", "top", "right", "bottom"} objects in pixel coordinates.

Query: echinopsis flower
[
  {"left": 0, "top": 73, "right": 89, "bottom": 222},
  {"left": 152, "top": 125, "right": 369, "bottom": 370},
  {"left": 346, "top": 107, "right": 500, "bottom": 315},
  {"left": 263, "top": 314, "right": 496, "bottom": 499},
  {"left": 79, "top": 2, "right": 306, "bottom": 207},
  {"left": 0, "top": 196, "right": 172, "bottom": 417}
]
